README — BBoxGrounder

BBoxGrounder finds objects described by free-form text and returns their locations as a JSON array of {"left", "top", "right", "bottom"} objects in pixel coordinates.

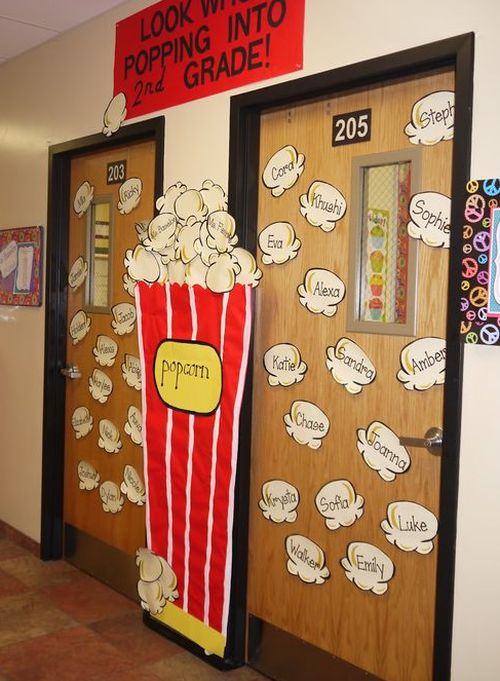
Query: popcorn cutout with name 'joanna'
[
  {"left": 262, "top": 145, "right": 305, "bottom": 197},
  {"left": 259, "top": 479, "right": 300, "bottom": 524},
  {"left": 258, "top": 222, "right": 302, "bottom": 265},
  {"left": 300, "top": 180, "right": 347, "bottom": 233},
  {"left": 315, "top": 480, "right": 364, "bottom": 531},
  {"left": 357, "top": 421, "right": 411, "bottom": 482},
  {"left": 284, "top": 400, "right": 330, "bottom": 450},
  {"left": 404, "top": 90, "right": 455, "bottom": 146},
  {"left": 407, "top": 191, "right": 451, "bottom": 248},
  {"left": 397, "top": 337, "right": 446, "bottom": 391},
  {"left": 381, "top": 501, "right": 438, "bottom": 554}
]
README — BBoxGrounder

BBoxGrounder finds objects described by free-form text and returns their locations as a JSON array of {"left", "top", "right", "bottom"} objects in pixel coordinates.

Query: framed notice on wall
[{"left": 0, "top": 226, "right": 43, "bottom": 306}]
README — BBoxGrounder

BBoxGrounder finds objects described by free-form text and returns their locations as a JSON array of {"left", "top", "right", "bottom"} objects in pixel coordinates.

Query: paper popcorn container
[{"left": 136, "top": 281, "right": 252, "bottom": 656}]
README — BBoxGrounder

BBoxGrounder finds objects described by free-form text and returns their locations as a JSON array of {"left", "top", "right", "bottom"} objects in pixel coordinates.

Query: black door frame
[
  {"left": 41, "top": 116, "right": 164, "bottom": 560},
  {"left": 228, "top": 33, "right": 474, "bottom": 681}
]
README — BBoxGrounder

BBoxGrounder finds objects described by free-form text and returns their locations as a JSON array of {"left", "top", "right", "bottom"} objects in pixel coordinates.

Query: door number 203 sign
[{"left": 332, "top": 108, "right": 372, "bottom": 147}]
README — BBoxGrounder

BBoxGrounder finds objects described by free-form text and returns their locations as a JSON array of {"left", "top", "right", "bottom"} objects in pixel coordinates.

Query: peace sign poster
[{"left": 460, "top": 178, "right": 500, "bottom": 345}]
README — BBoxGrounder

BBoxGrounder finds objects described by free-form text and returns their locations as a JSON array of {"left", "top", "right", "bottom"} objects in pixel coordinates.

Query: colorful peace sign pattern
[{"left": 460, "top": 178, "right": 500, "bottom": 345}]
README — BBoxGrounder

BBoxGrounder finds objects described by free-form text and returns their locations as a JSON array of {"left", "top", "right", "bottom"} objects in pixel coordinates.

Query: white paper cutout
[
  {"left": 68, "top": 256, "right": 88, "bottom": 291},
  {"left": 71, "top": 406, "right": 93, "bottom": 439},
  {"left": 122, "top": 272, "right": 136, "bottom": 297},
  {"left": 300, "top": 181, "right": 347, "bottom": 232},
  {"left": 284, "top": 400, "right": 330, "bottom": 450},
  {"left": 69, "top": 310, "right": 91, "bottom": 345},
  {"left": 381, "top": 501, "right": 438, "bottom": 554},
  {"left": 325, "top": 337, "right": 376, "bottom": 394},
  {"left": 167, "top": 259, "right": 187, "bottom": 285},
  {"left": 408, "top": 192, "right": 451, "bottom": 248},
  {"left": 357, "top": 421, "right": 411, "bottom": 482},
  {"left": 233, "top": 247, "right": 263, "bottom": 287},
  {"left": 121, "top": 464, "right": 146, "bottom": 505},
  {"left": 93, "top": 335, "right": 118, "bottom": 367},
  {"left": 124, "top": 245, "right": 163, "bottom": 283},
  {"left": 88, "top": 369, "right": 113, "bottom": 404},
  {"left": 315, "top": 480, "right": 364, "bottom": 530},
  {"left": 205, "top": 211, "right": 238, "bottom": 253},
  {"left": 117, "top": 177, "right": 143, "bottom": 215},
  {"left": 143, "top": 213, "right": 178, "bottom": 252},
  {"left": 156, "top": 181, "right": 187, "bottom": 214},
  {"left": 124, "top": 405, "right": 143, "bottom": 445},
  {"left": 99, "top": 480, "right": 124, "bottom": 513},
  {"left": 262, "top": 145, "right": 305, "bottom": 197},
  {"left": 298, "top": 268, "right": 346, "bottom": 317},
  {"left": 0, "top": 241, "right": 17, "bottom": 278},
  {"left": 175, "top": 188, "right": 209, "bottom": 223},
  {"left": 263, "top": 343, "right": 307, "bottom": 387},
  {"left": 404, "top": 90, "right": 454, "bottom": 146},
  {"left": 341, "top": 542, "right": 395, "bottom": 595},
  {"left": 259, "top": 480, "right": 300, "bottom": 523},
  {"left": 397, "top": 337, "right": 446, "bottom": 391},
  {"left": 285, "top": 534, "right": 330, "bottom": 584},
  {"left": 205, "top": 252, "right": 240, "bottom": 293},
  {"left": 102, "top": 92, "right": 127, "bottom": 137},
  {"left": 200, "top": 179, "right": 228, "bottom": 213},
  {"left": 176, "top": 217, "right": 202, "bottom": 264},
  {"left": 121, "top": 354, "right": 142, "bottom": 390},
  {"left": 185, "top": 256, "right": 209, "bottom": 287},
  {"left": 111, "top": 302, "right": 136, "bottom": 336},
  {"left": 135, "top": 220, "right": 149, "bottom": 243},
  {"left": 73, "top": 181, "right": 94, "bottom": 217},
  {"left": 78, "top": 461, "right": 100, "bottom": 491},
  {"left": 98, "top": 419, "right": 122, "bottom": 454},
  {"left": 136, "top": 547, "right": 179, "bottom": 613},
  {"left": 258, "top": 222, "right": 302, "bottom": 265}
]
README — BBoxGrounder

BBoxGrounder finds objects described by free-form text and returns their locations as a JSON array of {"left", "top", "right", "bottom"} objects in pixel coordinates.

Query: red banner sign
[{"left": 114, "top": 0, "right": 305, "bottom": 118}]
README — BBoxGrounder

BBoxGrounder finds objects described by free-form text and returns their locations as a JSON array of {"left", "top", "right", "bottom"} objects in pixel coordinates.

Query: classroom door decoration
[{"left": 133, "top": 181, "right": 260, "bottom": 657}]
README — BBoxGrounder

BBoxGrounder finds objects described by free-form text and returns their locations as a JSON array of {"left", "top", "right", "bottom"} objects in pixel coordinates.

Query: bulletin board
[{"left": 0, "top": 226, "right": 43, "bottom": 306}]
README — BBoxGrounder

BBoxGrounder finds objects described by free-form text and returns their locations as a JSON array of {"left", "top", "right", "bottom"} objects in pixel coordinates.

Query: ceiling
[{"left": 0, "top": 0, "right": 131, "bottom": 64}]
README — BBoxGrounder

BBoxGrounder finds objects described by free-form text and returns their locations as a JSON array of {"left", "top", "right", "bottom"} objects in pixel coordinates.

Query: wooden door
[
  {"left": 247, "top": 69, "right": 454, "bottom": 681},
  {"left": 63, "top": 140, "right": 156, "bottom": 598}
]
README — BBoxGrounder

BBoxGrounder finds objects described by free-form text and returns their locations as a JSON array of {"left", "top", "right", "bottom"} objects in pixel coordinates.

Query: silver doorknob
[
  {"left": 399, "top": 427, "right": 443, "bottom": 456},
  {"left": 60, "top": 364, "right": 81, "bottom": 379}
]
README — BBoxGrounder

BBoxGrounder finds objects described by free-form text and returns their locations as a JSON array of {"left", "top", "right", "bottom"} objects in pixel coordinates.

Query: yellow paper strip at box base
[{"left": 152, "top": 602, "right": 226, "bottom": 658}]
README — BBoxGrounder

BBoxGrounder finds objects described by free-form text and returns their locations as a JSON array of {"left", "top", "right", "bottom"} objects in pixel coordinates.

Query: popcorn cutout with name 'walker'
[{"left": 134, "top": 180, "right": 261, "bottom": 658}]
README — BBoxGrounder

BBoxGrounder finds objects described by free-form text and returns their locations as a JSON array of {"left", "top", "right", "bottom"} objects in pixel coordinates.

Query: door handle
[
  {"left": 399, "top": 427, "right": 443, "bottom": 456},
  {"left": 60, "top": 364, "right": 82, "bottom": 379}
]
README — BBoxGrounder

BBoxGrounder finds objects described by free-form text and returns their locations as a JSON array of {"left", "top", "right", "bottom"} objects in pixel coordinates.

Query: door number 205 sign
[{"left": 332, "top": 108, "right": 372, "bottom": 147}]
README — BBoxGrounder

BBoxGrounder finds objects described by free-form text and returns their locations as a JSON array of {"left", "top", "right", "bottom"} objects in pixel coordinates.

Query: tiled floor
[{"left": 0, "top": 536, "right": 268, "bottom": 681}]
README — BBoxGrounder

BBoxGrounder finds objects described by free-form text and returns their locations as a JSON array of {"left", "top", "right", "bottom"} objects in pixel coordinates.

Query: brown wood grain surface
[
  {"left": 247, "top": 70, "right": 453, "bottom": 681},
  {"left": 64, "top": 140, "right": 155, "bottom": 556}
]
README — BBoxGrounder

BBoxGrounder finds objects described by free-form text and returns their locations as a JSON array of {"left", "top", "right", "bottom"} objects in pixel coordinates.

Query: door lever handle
[
  {"left": 399, "top": 427, "right": 443, "bottom": 456},
  {"left": 60, "top": 364, "right": 81, "bottom": 379}
]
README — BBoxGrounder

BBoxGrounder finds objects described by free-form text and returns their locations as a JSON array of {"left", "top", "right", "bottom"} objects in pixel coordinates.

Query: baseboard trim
[{"left": 0, "top": 519, "right": 40, "bottom": 557}]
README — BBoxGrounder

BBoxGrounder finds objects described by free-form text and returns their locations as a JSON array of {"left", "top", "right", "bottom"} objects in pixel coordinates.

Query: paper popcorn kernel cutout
[
  {"left": 185, "top": 256, "right": 209, "bottom": 286},
  {"left": 73, "top": 181, "right": 94, "bottom": 218},
  {"left": 99, "top": 480, "right": 124, "bottom": 514},
  {"left": 156, "top": 181, "right": 187, "bottom": 214},
  {"left": 357, "top": 421, "right": 411, "bottom": 482},
  {"left": 121, "top": 354, "right": 142, "bottom": 390},
  {"left": 122, "top": 272, "right": 136, "bottom": 297},
  {"left": 233, "top": 248, "right": 262, "bottom": 287},
  {"left": 102, "top": 92, "right": 127, "bottom": 137},
  {"left": 136, "top": 548, "right": 179, "bottom": 614},
  {"left": 121, "top": 464, "right": 146, "bottom": 506},
  {"left": 285, "top": 534, "right": 330, "bottom": 585},
  {"left": 124, "top": 405, "right": 143, "bottom": 446},
  {"left": 259, "top": 480, "right": 300, "bottom": 524},
  {"left": 111, "top": 302, "right": 136, "bottom": 336},
  {"left": 407, "top": 192, "right": 451, "bottom": 248},
  {"left": 118, "top": 177, "right": 143, "bottom": 215},
  {"left": 69, "top": 310, "right": 91, "bottom": 345},
  {"left": 284, "top": 400, "right": 330, "bottom": 450},
  {"left": 404, "top": 90, "right": 455, "bottom": 146},
  {"left": 262, "top": 145, "right": 305, "bottom": 197},
  {"left": 397, "top": 337, "right": 446, "bottom": 391},
  {"left": 176, "top": 217, "right": 202, "bottom": 264},
  {"left": 263, "top": 343, "right": 307, "bottom": 387},
  {"left": 175, "top": 188, "right": 209, "bottom": 223},
  {"left": 205, "top": 211, "right": 238, "bottom": 253},
  {"left": 88, "top": 369, "right": 113, "bottom": 404},
  {"left": 300, "top": 181, "right": 347, "bottom": 232},
  {"left": 326, "top": 337, "right": 376, "bottom": 394},
  {"left": 93, "top": 335, "right": 118, "bottom": 368},
  {"left": 124, "top": 245, "right": 163, "bottom": 283},
  {"left": 200, "top": 179, "right": 228, "bottom": 213},
  {"left": 71, "top": 406, "right": 93, "bottom": 439},
  {"left": 143, "top": 213, "right": 178, "bottom": 251},
  {"left": 68, "top": 256, "right": 88, "bottom": 291},
  {"left": 315, "top": 480, "right": 364, "bottom": 531},
  {"left": 341, "top": 542, "right": 395, "bottom": 595},
  {"left": 381, "top": 501, "right": 438, "bottom": 554},
  {"left": 298, "top": 268, "right": 346, "bottom": 317},
  {"left": 78, "top": 461, "right": 100, "bottom": 491},
  {"left": 98, "top": 419, "right": 122, "bottom": 454},
  {"left": 258, "top": 222, "right": 302, "bottom": 265},
  {"left": 205, "top": 252, "right": 240, "bottom": 293}
]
